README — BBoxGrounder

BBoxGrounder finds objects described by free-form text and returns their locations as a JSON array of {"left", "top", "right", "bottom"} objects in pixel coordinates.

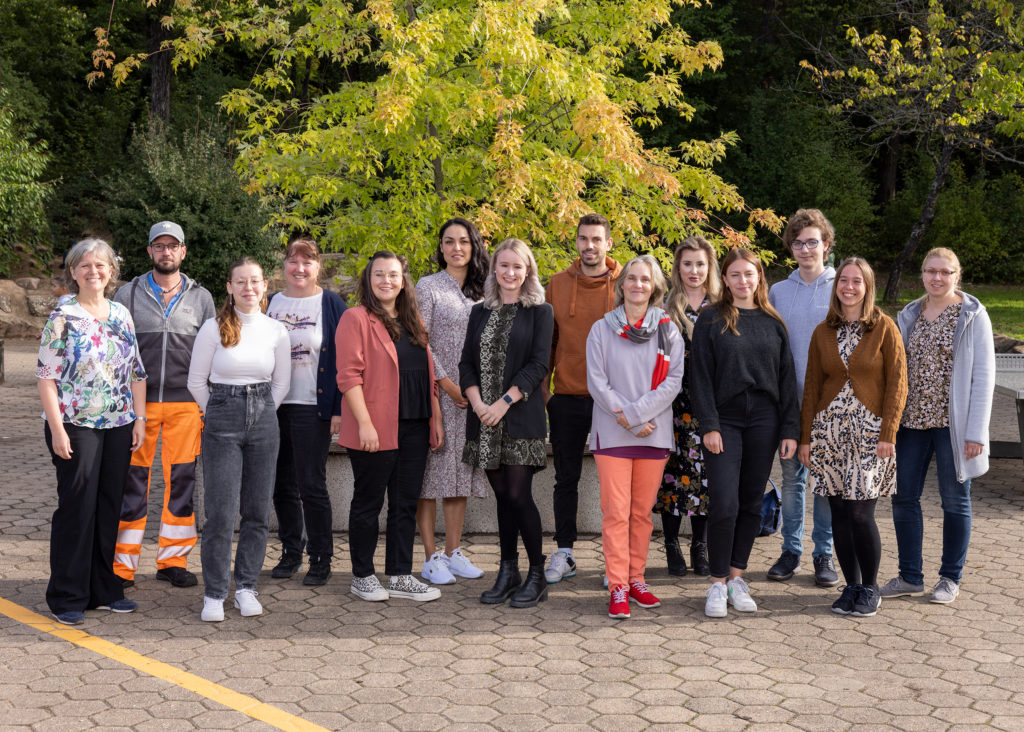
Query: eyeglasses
[
  {"left": 151, "top": 242, "right": 183, "bottom": 253},
  {"left": 231, "top": 278, "right": 264, "bottom": 288},
  {"left": 923, "top": 268, "right": 957, "bottom": 278},
  {"left": 790, "top": 239, "right": 821, "bottom": 251}
]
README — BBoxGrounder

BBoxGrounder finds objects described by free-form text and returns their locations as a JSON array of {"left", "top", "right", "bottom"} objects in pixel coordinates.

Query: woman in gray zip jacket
[{"left": 880, "top": 247, "right": 994, "bottom": 606}]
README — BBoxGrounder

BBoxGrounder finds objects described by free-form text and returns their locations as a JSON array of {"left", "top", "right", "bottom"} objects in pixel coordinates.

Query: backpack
[{"left": 758, "top": 479, "right": 782, "bottom": 537}]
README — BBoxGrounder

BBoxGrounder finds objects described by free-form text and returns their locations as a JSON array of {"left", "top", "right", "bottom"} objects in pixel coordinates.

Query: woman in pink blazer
[{"left": 336, "top": 251, "right": 443, "bottom": 603}]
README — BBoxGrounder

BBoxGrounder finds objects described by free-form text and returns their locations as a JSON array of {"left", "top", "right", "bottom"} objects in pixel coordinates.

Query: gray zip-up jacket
[
  {"left": 897, "top": 292, "right": 995, "bottom": 482},
  {"left": 115, "top": 273, "right": 216, "bottom": 403},
  {"left": 768, "top": 267, "right": 836, "bottom": 405}
]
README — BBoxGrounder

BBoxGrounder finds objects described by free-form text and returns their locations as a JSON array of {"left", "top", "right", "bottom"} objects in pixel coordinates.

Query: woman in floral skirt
[{"left": 657, "top": 236, "right": 720, "bottom": 577}]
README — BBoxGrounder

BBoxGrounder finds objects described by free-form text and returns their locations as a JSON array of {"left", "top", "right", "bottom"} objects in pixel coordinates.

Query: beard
[{"left": 153, "top": 260, "right": 181, "bottom": 275}]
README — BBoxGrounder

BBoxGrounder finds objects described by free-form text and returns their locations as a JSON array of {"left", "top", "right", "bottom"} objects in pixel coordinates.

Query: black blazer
[{"left": 460, "top": 302, "right": 553, "bottom": 440}]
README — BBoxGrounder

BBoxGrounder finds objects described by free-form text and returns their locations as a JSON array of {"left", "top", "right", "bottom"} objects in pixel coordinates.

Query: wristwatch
[{"left": 502, "top": 394, "right": 513, "bottom": 405}]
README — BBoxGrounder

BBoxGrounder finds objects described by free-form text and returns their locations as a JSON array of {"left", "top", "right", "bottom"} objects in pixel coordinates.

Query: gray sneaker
[
  {"left": 387, "top": 574, "right": 441, "bottom": 602},
  {"left": 878, "top": 576, "right": 925, "bottom": 598},
  {"left": 930, "top": 577, "right": 960, "bottom": 604},
  {"left": 351, "top": 574, "right": 389, "bottom": 602}
]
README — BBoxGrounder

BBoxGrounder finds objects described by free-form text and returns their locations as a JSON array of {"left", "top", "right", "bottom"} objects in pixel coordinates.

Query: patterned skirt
[{"left": 810, "top": 386, "right": 896, "bottom": 500}]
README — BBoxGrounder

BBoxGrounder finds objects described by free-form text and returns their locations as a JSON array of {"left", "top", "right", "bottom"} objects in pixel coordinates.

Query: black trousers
[
  {"left": 547, "top": 394, "right": 593, "bottom": 549},
  {"left": 45, "top": 422, "right": 132, "bottom": 613},
  {"left": 347, "top": 419, "right": 429, "bottom": 577},
  {"left": 274, "top": 404, "right": 334, "bottom": 561},
  {"left": 703, "top": 392, "right": 780, "bottom": 579}
]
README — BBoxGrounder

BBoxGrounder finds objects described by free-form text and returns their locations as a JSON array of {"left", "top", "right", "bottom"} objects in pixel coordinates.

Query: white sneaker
[
  {"left": 387, "top": 574, "right": 441, "bottom": 602},
  {"left": 704, "top": 582, "right": 728, "bottom": 618},
  {"left": 727, "top": 577, "right": 757, "bottom": 612},
  {"left": 421, "top": 552, "right": 457, "bottom": 585},
  {"left": 351, "top": 575, "right": 389, "bottom": 601},
  {"left": 201, "top": 596, "right": 225, "bottom": 622},
  {"left": 234, "top": 588, "right": 263, "bottom": 617},
  {"left": 544, "top": 550, "right": 577, "bottom": 584},
  {"left": 446, "top": 548, "right": 484, "bottom": 579}
]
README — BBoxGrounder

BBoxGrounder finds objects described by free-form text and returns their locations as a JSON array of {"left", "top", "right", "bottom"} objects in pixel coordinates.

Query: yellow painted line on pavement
[{"left": 0, "top": 597, "right": 328, "bottom": 732}]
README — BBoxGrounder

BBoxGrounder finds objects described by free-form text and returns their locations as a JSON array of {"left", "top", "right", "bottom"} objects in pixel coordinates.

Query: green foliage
[
  {"left": 122, "top": 0, "right": 785, "bottom": 280},
  {"left": 884, "top": 162, "right": 1024, "bottom": 283},
  {"left": 724, "top": 91, "right": 877, "bottom": 263},
  {"left": 103, "top": 123, "right": 280, "bottom": 292},
  {"left": 0, "top": 95, "right": 52, "bottom": 278}
]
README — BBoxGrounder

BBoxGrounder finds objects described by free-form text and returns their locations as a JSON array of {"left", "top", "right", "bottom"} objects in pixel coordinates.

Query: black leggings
[
  {"left": 661, "top": 512, "right": 707, "bottom": 544},
  {"left": 827, "top": 496, "right": 881, "bottom": 586},
  {"left": 487, "top": 465, "right": 544, "bottom": 566}
]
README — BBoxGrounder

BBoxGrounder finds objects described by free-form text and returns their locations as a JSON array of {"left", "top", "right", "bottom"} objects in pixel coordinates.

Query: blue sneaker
[
  {"left": 96, "top": 598, "right": 138, "bottom": 613},
  {"left": 53, "top": 610, "right": 85, "bottom": 625}
]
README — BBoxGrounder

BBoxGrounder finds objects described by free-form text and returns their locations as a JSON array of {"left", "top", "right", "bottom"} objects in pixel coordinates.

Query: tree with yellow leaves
[{"left": 93, "top": 0, "right": 782, "bottom": 275}]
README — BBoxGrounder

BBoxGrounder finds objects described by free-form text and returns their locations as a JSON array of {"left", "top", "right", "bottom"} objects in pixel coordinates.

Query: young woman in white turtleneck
[{"left": 187, "top": 258, "right": 290, "bottom": 622}]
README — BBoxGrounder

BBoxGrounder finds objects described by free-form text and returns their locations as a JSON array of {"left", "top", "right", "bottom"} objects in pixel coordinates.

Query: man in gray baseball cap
[{"left": 113, "top": 221, "right": 215, "bottom": 588}]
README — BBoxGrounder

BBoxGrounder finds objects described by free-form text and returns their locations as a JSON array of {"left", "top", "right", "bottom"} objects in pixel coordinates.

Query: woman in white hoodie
[{"left": 880, "top": 247, "right": 994, "bottom": 606}]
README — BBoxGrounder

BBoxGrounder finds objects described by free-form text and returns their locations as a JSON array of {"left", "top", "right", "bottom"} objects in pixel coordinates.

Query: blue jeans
[
  {"left": 779, "top": 457, "right": 833, "bottom": 558},
  {"left": 200, "top": 383, "right": 280, "bottom": 600},
  {"left": 892, "top": 427, "right": 971, "bottom": 585}
]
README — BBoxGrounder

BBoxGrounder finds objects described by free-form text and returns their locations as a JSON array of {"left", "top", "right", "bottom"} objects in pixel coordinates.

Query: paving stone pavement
[{"left": 2, "top": 337, "right": 1023, "bottom": 731}]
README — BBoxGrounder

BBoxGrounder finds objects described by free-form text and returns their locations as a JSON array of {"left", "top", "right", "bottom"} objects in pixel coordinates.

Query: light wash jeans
[
  {"left": 200, "top": 383, "right": 279, "bottom": 600},
  {"left": 892, "top": 427, "right": 972, "bottom": 585},
  {"left": 779, "top": 456, "right": 833, "bottom": 558}
]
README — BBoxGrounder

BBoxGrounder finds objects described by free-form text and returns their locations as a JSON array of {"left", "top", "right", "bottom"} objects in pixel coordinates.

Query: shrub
[{"left": 103, "top": 122, "right": 280, "bottom": 292}]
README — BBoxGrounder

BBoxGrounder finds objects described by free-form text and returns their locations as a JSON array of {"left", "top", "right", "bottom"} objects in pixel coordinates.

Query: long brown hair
[
  {"left": 666, "top": 236, "right": 721, "bottom": 339},
  {"left": 825, "top": 257, "right": 882, "bottom": 331},
  {"left": 715, "top": 248, "right": 785, "bottom": 336},
  {"left": 217, "top": 257, "right": 267, "bottom": 347},
  {"left": 357, "top": 250, "right": 428, "bottom": 348}
]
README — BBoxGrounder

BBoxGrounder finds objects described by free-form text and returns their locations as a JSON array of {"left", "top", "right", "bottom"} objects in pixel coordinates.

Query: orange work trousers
[
  {"left": 113, "top": 401, "right": 202, "bottom": 580},
  {"left": 595, "top": 454, "right": 669, "bottom": 589}
]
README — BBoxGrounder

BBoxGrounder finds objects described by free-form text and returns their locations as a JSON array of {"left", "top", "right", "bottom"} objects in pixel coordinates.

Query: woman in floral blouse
[
  {"left": 881, "top": 248, "right": 995, "bottom": 606},
  {"left": 37, "top": 238, "right": 147, "bottom": 625}
]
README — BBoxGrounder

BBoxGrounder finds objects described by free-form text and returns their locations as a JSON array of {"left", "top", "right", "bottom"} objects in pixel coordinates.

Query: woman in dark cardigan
[{"left": 460, "top": 238, "right": 553, "bottom": 608}]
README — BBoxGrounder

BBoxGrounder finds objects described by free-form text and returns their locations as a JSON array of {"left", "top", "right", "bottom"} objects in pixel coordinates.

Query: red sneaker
[
  {"left": 629, "top": 580, "right": 661, "bottom": 608},
  {"left": 608, "top": 584, "right": 630, "bottom": 619}
]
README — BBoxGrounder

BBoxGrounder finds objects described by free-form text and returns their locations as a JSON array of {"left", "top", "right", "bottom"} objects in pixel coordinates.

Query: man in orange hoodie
[{"left": 543, "top": 213, "right": 623, "bottom": 584}]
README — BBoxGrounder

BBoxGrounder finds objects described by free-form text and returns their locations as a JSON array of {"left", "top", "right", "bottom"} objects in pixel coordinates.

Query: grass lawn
[{"left": 881, "top": 284, "right": 1024, "bottom": 340}]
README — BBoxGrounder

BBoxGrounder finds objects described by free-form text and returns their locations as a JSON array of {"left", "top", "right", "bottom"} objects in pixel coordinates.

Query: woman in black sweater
[{"left": 691, "top": 248, "right": 800, "bottom": 618}]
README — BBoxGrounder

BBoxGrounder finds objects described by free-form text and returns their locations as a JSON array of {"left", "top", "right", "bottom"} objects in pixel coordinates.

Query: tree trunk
[
  {"left": 149, "top": 4, "right": 171, "bottom": 122},
  {"left": 883, "top": 140, "right": 953, "bottom": 303},
  {"left": 877, "top": 135, "right": 899, "bottom": 204}
]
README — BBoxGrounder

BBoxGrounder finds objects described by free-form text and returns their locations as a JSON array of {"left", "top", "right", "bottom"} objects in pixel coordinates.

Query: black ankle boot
[
  {"left": 509, "top": 561, "right": 548, "bottom": 608},
  {"left": 480, "top": 557, "right": 522, "bottom": 604},
  {"left": 665, "top": 540, "right": 687, "bottom": 576},
  {"left": 303, "top": 557, "right": 332, "bottom": 586},
  {"left": 690, "top": 539, "right": 711, "bottom": 576}
]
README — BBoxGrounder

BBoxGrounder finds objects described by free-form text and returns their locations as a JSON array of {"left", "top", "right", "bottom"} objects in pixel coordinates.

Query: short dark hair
[{"left": 577, "top": 213, "right": 610, "bottom": 239}]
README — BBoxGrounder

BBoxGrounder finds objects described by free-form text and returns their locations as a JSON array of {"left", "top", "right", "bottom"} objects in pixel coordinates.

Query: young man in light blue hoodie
[{"left": 767, "top": 209, "right": 839, "bottom": 587}]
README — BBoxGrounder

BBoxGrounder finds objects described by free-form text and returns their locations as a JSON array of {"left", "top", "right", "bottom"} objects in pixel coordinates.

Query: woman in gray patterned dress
[
  {"left": 415, "top": 219, "right": 491, "bottom": 585},
  {"left": 460, "top": 238, "right": 553, "bottom": 608},
  {"left": 798, "top": 258, "right": 907, "bottom": 617}
]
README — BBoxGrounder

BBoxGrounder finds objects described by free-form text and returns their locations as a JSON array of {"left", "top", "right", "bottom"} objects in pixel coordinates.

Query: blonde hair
[
  {"left": 482, "top": 238, "right": 546, "bottom": 309},
  {"left": 65, "top": 238, "right": 120, "bottom": 297},
  {"left": 826, "top": 257, "right": 882, "bottom": 331},
  {"left": 613, "top": 255, "right": 667, "bottom": 308},
  {"left": 666, "top": 236, "right": 721, "bottom": 338},
  {"left": 715, "top": 248, "right": 786, "bottom": 336},
  {"left": 921, "top": 247, "right": 962, "bottom": 283}
]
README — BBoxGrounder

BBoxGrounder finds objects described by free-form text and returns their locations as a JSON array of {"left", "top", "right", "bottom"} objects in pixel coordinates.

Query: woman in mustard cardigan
[{"left": 798, "top": 257, "right": 907, "bottom": 618}]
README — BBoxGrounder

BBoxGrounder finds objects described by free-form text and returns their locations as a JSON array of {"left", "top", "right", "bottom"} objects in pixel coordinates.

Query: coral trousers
[
  {"left": 113, "top": 402, "right": 202, "bottom": 579},
  {"left": 596, "top": 454, "right": 669, "bottom": 588}
]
